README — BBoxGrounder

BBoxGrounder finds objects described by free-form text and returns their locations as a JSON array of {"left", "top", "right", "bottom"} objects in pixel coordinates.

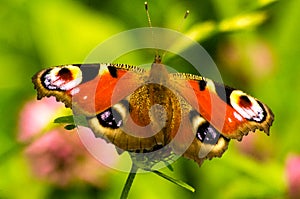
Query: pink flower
[
  {"left": 24, "top": 128, "right": 109, "bottom": 187},
  {"left": 285, "top": 155, "right": 300, "bottom": 199},
  {"left": 18, "top": 97, "right": 114, "bottom": 187},
  {"left": 217, "top": 40, "right": 275, "bottom": 79},
  {"left": 246, "top": 41, "right": 274, "bottom": 77},
  {"left": 18, "top": 97, "right": 63, "bottom": 142}
]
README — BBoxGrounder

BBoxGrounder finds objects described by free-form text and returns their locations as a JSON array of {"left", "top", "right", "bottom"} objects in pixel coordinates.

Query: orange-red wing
[
  {"left": 171, "top": 74, "right": 274, "bottom": 140},
  {"left": 71, "top": 65, "right": 145, "bottom": 115},
  {"left": 32, "top": 64, "right": 146, "bottom": 116}
]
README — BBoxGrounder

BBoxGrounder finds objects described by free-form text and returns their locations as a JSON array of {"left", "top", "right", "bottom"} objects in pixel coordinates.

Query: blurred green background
[{"left": 1, "top": 0, "right": 300, "bottom": 198}]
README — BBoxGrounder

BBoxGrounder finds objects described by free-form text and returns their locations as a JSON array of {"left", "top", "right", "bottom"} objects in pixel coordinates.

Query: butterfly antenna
[
  {"left": 145, "top": 2, "right": 152, "bottom": 28},
  {"left": 178, "top": 10, "right": 190, "bottom": 32},
  {"left": 161, "top": 10, "right": 190, "bottom": 61},
  {"left": 145, "top": 2, "right": 160, "bottom": 62}
]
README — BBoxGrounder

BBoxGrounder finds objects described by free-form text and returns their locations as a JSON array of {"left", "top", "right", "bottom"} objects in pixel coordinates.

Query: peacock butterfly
[{"left": 32, "top": 52, "right": 274, "bottom": 167}]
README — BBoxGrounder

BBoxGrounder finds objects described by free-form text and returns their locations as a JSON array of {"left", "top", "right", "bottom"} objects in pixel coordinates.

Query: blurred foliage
[{"left": 0, "top": 0, "right": 299, "bottom": 198}]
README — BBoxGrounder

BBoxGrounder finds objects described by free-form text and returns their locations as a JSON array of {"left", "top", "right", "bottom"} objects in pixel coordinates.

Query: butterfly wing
[
  {"left": 170, "top": 73, "right": 274, "bottom": 140},
  {"left": 32, "top": 63, "right": 173, "bottom": 156},
  {"left": 32, "top": 63, "right": 146, "bottom": 116},
  {"left": 167, "top": 95, "right": 230, "bottom": 166},
  {"left": 164, "top": 72, "right": 274, "bottom": 165}
]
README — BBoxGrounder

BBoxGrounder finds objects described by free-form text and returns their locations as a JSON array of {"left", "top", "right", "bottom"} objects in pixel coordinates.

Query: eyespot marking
[
  {"left": 41, "top": 65, "right": 82, "bottom": 91},
  {"left": 230, "top": 90, "right": 267, "bottom": 122},
  {"left": 97, "top": 108, "right": 123, "bottom": 129},
  {"left": 196, "top": 122, "right": 220, "bottom": 145},
  {"left": 57, "top": 67, "right": 73, "bottom": 80},
  {"left": 239, "top": 95, "right": 252, "bottom": 108},
  {"left": 96, "top": 100, "right": 129, "bottom": 130},
  {"left": 189, "top": 110, "right": 221, "bottom": 145}
]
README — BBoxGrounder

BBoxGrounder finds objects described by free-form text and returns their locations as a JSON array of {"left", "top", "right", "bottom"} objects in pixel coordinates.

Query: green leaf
[
  {"left": 185, "top": 21, "right": 217, "bottom": 43},
  {"left": 218, "top": 12, "right": 268, "bottom": 32},
  {"left": 53, "top": 115, "right": 74, "bottom": 124},
  {"left": 152, "top": 170, "right": 195, "bottom": 193},
  {"left": 54, "top": 115, "right": 89, "bottom": 128},
  {"left": 255, "top": 0, "right": 278, "bottom": 10},
  {"left": 64, "top": 124, "right": 77, "bottom": 130}
]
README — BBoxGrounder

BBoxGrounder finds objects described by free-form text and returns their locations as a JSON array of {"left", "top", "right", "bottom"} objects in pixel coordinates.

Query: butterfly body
[{"left": 32, "top": 56, "right": 274, "bottom": 166}]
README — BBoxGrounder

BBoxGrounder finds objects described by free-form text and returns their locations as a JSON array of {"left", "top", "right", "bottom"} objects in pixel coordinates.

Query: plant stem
[
  {"left": 152, "top": 170, "right": 195, "bottom": 192},
  {"left": 120, "top": 164, "right": 139, "bottom": 199}
]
